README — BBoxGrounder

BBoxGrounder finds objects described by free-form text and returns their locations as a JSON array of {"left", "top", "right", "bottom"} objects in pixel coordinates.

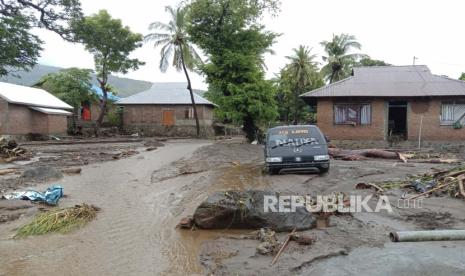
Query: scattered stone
[
  {"left": 177, "top": 216, "right": 195, "bottom": 229},
  {"left": 290, "top": 233, "right": 314, "bottom": 245}
]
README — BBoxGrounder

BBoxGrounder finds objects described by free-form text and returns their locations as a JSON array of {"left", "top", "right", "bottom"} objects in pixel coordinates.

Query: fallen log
[
  {"left": 329, "top": 148, "right": 404, "bottom": 161},
  {"left": 0, "top": 169, "right": 16, "bottom": 175}
]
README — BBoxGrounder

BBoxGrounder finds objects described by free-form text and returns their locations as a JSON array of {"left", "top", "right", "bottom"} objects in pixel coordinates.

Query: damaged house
[
  {"left": 301, "top": 65, "right": 465, "bottom": 141},
  {"left": 0, "top": 82, "right": 72, "bottom": 136},
  {"left": 117, "top": 83, "right": 215, "bottom": 136}
]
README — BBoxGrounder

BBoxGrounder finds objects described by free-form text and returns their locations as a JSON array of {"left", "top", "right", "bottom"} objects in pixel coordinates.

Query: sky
[{"left": 35, "top": 0, "right": 465, "bottom": 90}]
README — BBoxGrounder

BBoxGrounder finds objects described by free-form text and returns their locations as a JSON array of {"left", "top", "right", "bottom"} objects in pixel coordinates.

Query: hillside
[{"left": 0, "top": 64, "right": 153, "bottom": 97}]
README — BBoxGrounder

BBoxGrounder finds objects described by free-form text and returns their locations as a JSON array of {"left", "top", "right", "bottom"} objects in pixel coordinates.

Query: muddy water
[{"left": 0, "top": 140, "right": 270, "bottom": 276}]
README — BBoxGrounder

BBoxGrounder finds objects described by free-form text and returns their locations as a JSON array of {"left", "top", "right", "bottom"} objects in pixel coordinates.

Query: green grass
[{"left": 15, "top": 204, "right": 100, "bottom": 238}]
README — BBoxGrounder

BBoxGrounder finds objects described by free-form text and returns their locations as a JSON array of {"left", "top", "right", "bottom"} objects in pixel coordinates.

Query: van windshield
[{"left": 267, "top": 127, "right": 325, "bottom": 148}]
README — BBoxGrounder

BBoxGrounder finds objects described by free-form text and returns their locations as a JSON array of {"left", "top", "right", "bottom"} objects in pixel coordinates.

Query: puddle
[{"left": 215, "top": 163, "right": 269, "bottom": 190}]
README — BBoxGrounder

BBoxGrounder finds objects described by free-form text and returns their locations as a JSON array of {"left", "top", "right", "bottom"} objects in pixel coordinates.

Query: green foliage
[
  {"left": 0, "top": 64, "right": 153, "bottom": 97},
  {"left": 320, "top": 33, "right": 366, "bottom": 83},
  {"left": 145, "top": 5, "right": 202, "bottom": 136},
  {"left": 459, "top": 73, "right": 465, "bottom": 81},
  {"left": 37, "top": 68, "right": 96, "bottom": 108},
  {"left": 0, "top": 0, "right": 82, "bottom": 75},
  {"left": 0, "top": 15, "right": 42, "bottom": 76},
  {"left": 145, "top": 5, "right": 202, "bottom": 72},
  {"left": 106, "top": 104, "right": 123, "bottom": 127},
  {"left": 358, "top": 57, "right": 390, "bottom": 66},
  {"left": 15, "top": 204, "right": 99, "bottom": 238},
  {"left": 278, "top": 45, "right": 323, "bottom": 124},
  {"left": 72, "top": 10, "right": 144, "bottom": 83},
  {"left": 72, "top": 10, "right": 144, "bottom": 126},
  {"left": 187, "top": 0, "right": 280, "bottom": 141}
]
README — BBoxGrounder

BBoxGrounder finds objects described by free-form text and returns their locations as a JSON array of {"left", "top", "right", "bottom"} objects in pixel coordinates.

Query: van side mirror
[{"left": 325, "top": 135, "right": 331, "bottom": 143}]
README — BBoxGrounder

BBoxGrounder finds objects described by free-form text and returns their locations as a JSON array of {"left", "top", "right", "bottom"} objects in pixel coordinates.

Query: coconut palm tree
[
  {"left": 145, "top": 5, "right": 202, "bottom": 136},
  {"left": 284, "top": 45, "right": 320, "bottom": 124},
  {"left": 320, "top": 33, "right": 365, "bottom": 83}
]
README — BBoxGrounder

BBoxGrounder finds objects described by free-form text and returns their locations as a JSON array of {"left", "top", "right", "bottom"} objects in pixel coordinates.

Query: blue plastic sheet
[{"left": 2, "top": 185, "right": 63, "bottom": 205}]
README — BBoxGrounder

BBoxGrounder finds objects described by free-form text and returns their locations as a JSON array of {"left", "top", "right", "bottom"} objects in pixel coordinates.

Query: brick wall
[
  {"left": 0, "top": 102, "right": 68, "bottom": 135},
  {"left": 408, "top": 99, "right": 465, "bottom": 140},
  {"left": 316, "top": 99, "right": 385, "bottom": 140},
  {"left": 316, "top": 97, "right": 465, "bottom": 141},
  {"left": 6, "top": 104, "right": 33, "bottom": 135},
  {"left": 0, "top": 98, "right": 9, "bottom": 134},
  {"left": 120, "top": 104, "right": 215, "bottom": 137}
]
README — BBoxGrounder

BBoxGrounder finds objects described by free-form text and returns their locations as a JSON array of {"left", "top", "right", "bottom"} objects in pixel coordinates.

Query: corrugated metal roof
[
  {"left": 117, "top": 82, "right": 215, "bottom": 106},
  {"left": 0, "top": 82, "right": 73, "bottom": 109},
  {"left": 301, "top": 65, "right": 465, "bottom": 98},
  {"left": 29, "top": 106, "right": 73, "bottom": 116}
]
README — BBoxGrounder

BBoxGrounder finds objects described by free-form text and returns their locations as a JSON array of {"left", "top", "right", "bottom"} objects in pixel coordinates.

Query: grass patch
[{"left": 15, "top": 204, "right": 100, "bottom": 238}]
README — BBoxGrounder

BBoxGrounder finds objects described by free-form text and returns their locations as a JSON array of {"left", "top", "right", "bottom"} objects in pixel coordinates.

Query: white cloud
[{"left": 36, "top": 0, "right": 465, "bottom": 92}]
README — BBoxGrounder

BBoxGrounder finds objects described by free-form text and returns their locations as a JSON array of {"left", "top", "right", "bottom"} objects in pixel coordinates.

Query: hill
[{"left": 0, "top": 64, "right": 153, "bottom": 97}]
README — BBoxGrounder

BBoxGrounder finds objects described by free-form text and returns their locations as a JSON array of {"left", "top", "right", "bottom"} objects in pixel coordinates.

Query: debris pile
[
  {"left": 256, "top": 228, "right": 279, "bottom": 255},
  {"left": 361, "top": 166, "right": 465, "bottom": 200},
  {"left": 191, "top": 190, "right": 316, "bottom": 232},
  {"left": 15, "top": 203, "right": 100, "bottom": 237},
  {"left": 0, "top": 137, "right": 29, "bottom": 163}
]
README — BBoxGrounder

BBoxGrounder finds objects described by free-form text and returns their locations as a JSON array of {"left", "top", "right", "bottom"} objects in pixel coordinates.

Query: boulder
[{"left": 193, "top": 190, "right": 316, "bottom": 232}]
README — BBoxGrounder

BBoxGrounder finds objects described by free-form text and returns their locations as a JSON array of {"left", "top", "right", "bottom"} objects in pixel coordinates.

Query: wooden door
[{"left": 162, "top": 110, "right": 175, "bottom": 126}]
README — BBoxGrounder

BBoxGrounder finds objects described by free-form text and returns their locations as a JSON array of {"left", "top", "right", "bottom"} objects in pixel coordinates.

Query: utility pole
[{"left": 413, "top": 56, "right": 418, "bottom": 65}]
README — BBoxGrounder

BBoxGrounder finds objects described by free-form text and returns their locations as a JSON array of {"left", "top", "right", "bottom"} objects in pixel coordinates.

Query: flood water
[{"left": 0, "top": 140, "right": 268, "bottom": 275}]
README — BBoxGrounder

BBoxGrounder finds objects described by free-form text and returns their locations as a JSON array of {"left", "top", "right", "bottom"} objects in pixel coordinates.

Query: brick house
[
  {"left": 301, "top": 66, "right": 465, "bottom": 141},
  {"left": 0, "top": 82, "right": 72, "bottom": 136},
  {"left": 117, "top": 83, "right": 215, "bottom": 137}
]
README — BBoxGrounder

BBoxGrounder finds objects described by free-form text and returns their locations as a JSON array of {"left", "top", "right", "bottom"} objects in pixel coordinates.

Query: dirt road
[
  {"left": 2, "top": 139, "right": 465, "bottom": 275},
  {"left": 0, "top": 139, "right": 212, "bottom": 276}
]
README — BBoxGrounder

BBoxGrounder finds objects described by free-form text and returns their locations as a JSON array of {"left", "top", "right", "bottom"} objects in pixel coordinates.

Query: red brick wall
[
  {"left": 316, "top": 99, "right": 385, "bottom": 140},
  {"left": 408, "top": 99, "right": 465, "bottom": 140},
  {"left": 6, "top": 104, "right": 33, "bottom": 135},
  {"left": 121, "top": 104, "right": 214, "bottom": 126},
  {"left": 316, "top": 98, "right": 465, "bottom": 141},
  {"left": 0, "top": 98, "right": 9, "bottom": 134},
  {"left": 0, "top": 101, "right": 68, "bottom": 135}
]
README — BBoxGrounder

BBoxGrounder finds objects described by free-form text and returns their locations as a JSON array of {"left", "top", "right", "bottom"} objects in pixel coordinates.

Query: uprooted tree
[
  {"left": 187, "top": 0, "right": 280, "bottom": 141},
  {"left": 0, "top": 0, "right": 82, "bottom": 76},
  {"left": 72, "top": 10, "right": 144, "bottom": 132}
]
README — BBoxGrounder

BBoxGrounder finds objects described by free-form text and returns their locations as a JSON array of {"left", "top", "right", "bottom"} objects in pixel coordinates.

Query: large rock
[{"left": 193, "top": 190, "right": 316, "bottom": 232}]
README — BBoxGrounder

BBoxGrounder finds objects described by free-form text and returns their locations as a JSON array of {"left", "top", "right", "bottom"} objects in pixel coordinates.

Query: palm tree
[
  {"left": 145, "top": 5, "right": 202, "bottom": 136},
  {"left": 320, "top": 33, "right": 365, "bottom": 83},
  {"left": 284, "top": 45, "right": 319, "bottom": 124}
]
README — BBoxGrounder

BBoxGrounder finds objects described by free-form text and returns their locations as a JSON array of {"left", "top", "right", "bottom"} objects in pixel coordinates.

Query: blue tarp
[
  {"left": 91, "top": 85, "right": 121, "bottom": 102},
  {"left": 2, "top": 185, "right": 64, "bottom": 205}
]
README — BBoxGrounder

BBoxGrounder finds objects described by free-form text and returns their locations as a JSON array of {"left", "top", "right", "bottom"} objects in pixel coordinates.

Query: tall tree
[
  {"left": 187, "top": 0, "right": 280, "bottom": 141},
  {"left": 72, "top": 10, "right": 144, "bottom": 131},
  {"left": 145, "top": 5, "right": 202, "bottom": 136},
  {"left": 36, "top": 68, "right": 95, "bottom": 131},
  {"left": 284, "top": 45, "right": 322, "bottom": 124},
  {"left": 320, "top": 33, "right": 365, "bottom": 83},
  {"left": 0, "top": 0, "right": 82, "bottom": 75}
]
